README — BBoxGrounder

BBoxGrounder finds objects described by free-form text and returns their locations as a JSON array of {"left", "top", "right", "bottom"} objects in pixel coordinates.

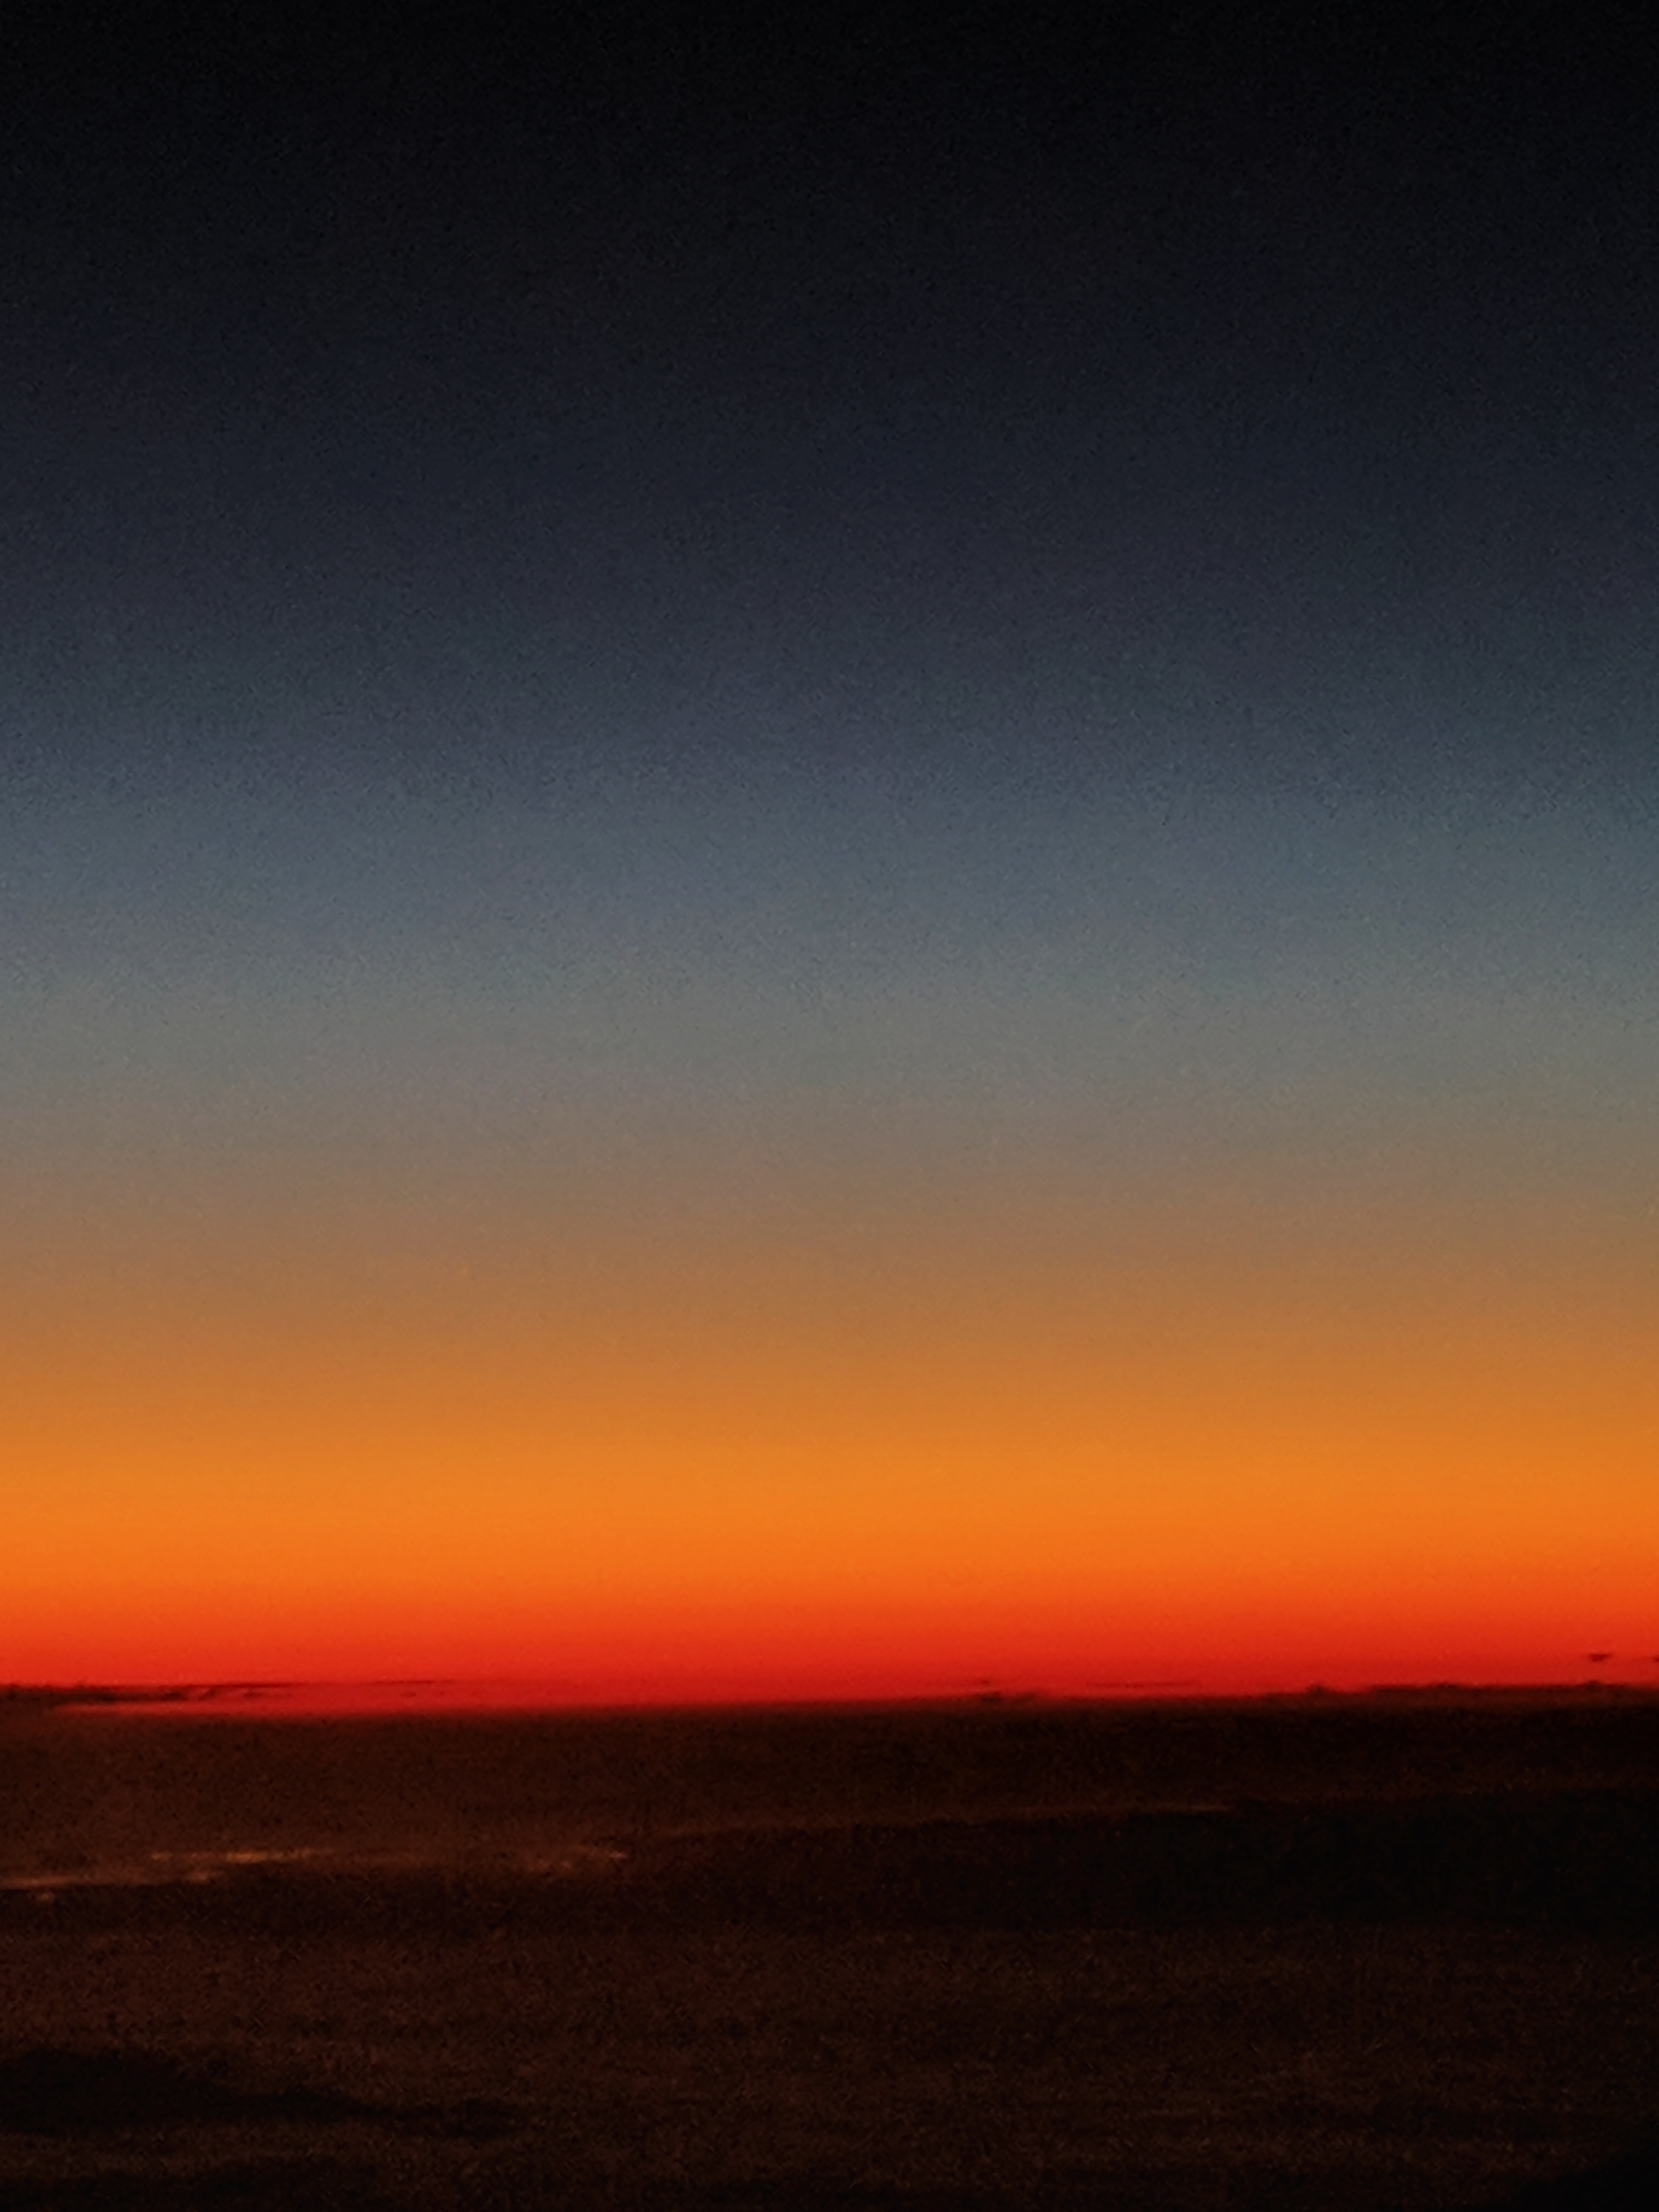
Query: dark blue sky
[
  {"left": 3, "top": 7, "right": 1655, "bottom": 1185},
  {"left": 7, "top": 7, "right": 1657, "bottom": 797}
]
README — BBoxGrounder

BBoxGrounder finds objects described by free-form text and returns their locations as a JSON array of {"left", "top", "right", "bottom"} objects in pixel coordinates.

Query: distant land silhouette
[
  {"left": 4, "top": 1687, "right": 1658, "bottom": 2204},
  {"left": 10, "top": 1678, "right": 1659, "bottom": 1714}
]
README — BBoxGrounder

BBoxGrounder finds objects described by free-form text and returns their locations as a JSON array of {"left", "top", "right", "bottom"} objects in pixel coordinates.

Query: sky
[{"left": 4, "top": 8, "right": 1656, "bottom": 1699}]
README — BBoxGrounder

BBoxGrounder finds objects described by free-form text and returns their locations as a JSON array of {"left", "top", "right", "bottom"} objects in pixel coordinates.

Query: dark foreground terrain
[{"left": 1, "top": 1695, "right": 1656, "bottom": 2208}]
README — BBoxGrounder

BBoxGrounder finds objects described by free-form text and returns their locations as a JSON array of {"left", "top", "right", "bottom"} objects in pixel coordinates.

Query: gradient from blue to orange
[{"left": 4, "top": 14, "right": 1656, "bottom": 1698}]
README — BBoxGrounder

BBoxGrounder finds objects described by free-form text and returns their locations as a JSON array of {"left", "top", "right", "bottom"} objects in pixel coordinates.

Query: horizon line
[{"left": 8, "top": 1675, "right": 1659, "bottom": 1717}]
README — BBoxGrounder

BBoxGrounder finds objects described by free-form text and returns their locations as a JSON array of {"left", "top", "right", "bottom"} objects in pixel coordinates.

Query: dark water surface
[{"left": 2, "top": 1696, "right": 1656, "bottom": 2207}]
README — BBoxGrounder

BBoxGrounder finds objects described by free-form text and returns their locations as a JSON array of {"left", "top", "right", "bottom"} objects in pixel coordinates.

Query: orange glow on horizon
[{"left": 7, "top": 1143, "right": 1655, "bottom": 1698}]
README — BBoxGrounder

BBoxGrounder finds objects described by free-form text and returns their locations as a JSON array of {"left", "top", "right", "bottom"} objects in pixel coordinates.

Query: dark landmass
[
  {"left": 0, "top": 2048, "right": 517, "bottom": 2143},
  {"left": 4, "top": 1699, "right": 1658, "bottom": 2209},
  {"left": 6, "top": 1786, "right": 1658, "bottom": 1940}
]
